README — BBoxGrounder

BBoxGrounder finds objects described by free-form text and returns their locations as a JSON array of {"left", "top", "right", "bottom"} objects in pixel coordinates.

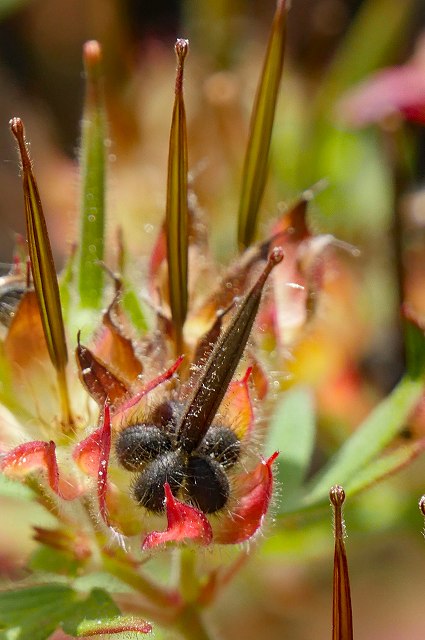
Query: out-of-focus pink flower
[{"left": 337, "top": 33, "right": 425, "bottom": 127}]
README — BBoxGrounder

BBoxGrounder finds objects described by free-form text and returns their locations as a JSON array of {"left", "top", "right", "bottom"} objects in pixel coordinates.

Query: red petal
[
  {"left": 1, "top": 440, "right": 80, "bottom": 500},
  {"left": 222, "top": 367, "right": 254, "bottom": 439},
  {"left": 142, "top": 483, "right": 213, "bottom": 550},
  {"left": 215, "top": 452, "right": 278, "bottom": 544}
]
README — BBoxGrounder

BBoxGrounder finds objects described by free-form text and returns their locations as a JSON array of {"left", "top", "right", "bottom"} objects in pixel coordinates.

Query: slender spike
[
  {"left": 78, "top": 40, "right": 107, "bottom": 309},
  {"left": 166, "top": 39, "right": 189, "bottom": 355},
  {"left": 330, "top": 485, "right": 353, "bottom": 640},
  {"left": 177, "top": 247, "right": 283, "bottom": 453},
  {"left": 237, "top": 0, "right": 288, "bottom": 249},
  {"left": 10, "top": 117, "right": 73, "bottom": 429}
]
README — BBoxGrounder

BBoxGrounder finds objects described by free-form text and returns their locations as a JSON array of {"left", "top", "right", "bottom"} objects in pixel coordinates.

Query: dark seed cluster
[{"left": 115, "top": 401, "right": 241, "bottom": 514}]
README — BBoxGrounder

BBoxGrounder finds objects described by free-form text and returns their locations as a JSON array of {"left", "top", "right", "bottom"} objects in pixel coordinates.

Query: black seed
[
  {"left": 133, "top": 451, "right": 186, "bottom": 513},
  {"left": 151, "top": 400, "right": 180, "bottom": 436},
  {"left": 186, "top": 455, "right": 230, "bottom": 514},
  {"left": 198, "top": 426, "right": 241, "bottom": 468},
  {"left": 115, "top": 424, "right": 172, "bottom": 471}
]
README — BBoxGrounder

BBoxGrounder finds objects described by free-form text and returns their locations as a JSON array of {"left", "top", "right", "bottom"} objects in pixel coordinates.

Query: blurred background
[{"left": 1, "top": 0, "right": 425, "bottom": 638}]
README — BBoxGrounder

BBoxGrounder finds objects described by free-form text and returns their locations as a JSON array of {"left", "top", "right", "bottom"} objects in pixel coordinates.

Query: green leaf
[
  {"left": 301, "top": 377, "right": 423, "bottom": 509},
  {"left": 166, "top": 39, "right": 189, "bottom": 354},
  {"left": 29, "top": 546, "right": 80, "bottom": 577},
  {"left": 0, "top": 584, "right": 119, "bottom": 640},
  {"left": 78, "top": 40, "right": 107, "bottom": 310},
  {"left": 267, "top": 386, "right": 315, "bottom": 507},
  {"left": 344, "top": 437, "right": 425, "bottom": 496},
  {"left": 404, "top": 311, "right": 425, "bottom": 380},
  {"left": 237, "top": 0, "right": 287, "bottom": 248},
  {"left": 121, "top": 287, "right": 149, "bottom": 333}
]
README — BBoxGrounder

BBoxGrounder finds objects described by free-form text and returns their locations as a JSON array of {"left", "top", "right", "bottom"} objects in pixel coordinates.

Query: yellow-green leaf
[
  {"left": 78, "top": 40, "right": 107, "bottom": 310},
  {"left": 237, "top": 0, "right": 287, "bottom": 249},
  {"left": 10, "top": 117, "right": 73, "bottom": 428},
  {"left": 166, "top": 39, "right": 189, "bottom": 354}
]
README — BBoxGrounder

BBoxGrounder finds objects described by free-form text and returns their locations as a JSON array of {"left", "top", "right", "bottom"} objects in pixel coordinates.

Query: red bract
[
  {"left": 0, "top": 440, "right": 81, "bottom": 501},
  {"left": 142, "top": 483, "right": 213, "bottom": 549},
  {"left": 215, "top": 452, "right": 278, "bottom": 545}
]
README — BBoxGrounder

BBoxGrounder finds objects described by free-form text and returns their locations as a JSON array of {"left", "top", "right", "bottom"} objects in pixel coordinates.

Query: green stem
[
  {"left": 102, "top": 554, "right": 179, "bottom": 610},
  {"left": 176, "top": 605, "right": 219, "bottom": 640}
]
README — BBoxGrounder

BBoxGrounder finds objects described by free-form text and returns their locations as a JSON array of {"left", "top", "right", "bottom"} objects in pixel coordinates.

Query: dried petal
[
  {"left": 215, "top": 452, "right": 278, "bottom": 544},
  {"left": 177, "top": 248, "right": 283, "bottom": 453},
  {"left": 1, "top": 440, "right": 80, "bottom": 500},
  {"left": 4, "top": 290, "right": 49, "bottom": 367},
  {"left": 76, "top": 332, "right": 129, "bottom": 407},
  {"left": 142, "top": 482, "right": 213, "bottom": 549},
  {"left": 33, "top": 526, "right": 91, "bottom": 561},
  {"left": 93, "top": 295, "right": 143, "bottom": 383},
  {"left": 166, "top": 39, "right": 189, "bottom": 353},
  {"left": 330, "top": 485, "right": 353, "bottom": 640}
]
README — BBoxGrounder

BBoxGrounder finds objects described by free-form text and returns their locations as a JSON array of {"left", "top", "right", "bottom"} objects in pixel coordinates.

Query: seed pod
[
  {"left": 186, "top": 455, "right": 230, "bottom": 514},
  {"left": 115, "top": 424, "right": 173, "bottom": 471},
  {"left": 133, "top": 451, "right": 185, "bottom": 512},
  {"left": 150, "top": 400, "right": 180, "bottom": 434},
  {"left": 177, "top": 248, "right": 283, "bottom": 453},
  {"left": 197, "top": 425, "right": 241, "bottom": 468}
]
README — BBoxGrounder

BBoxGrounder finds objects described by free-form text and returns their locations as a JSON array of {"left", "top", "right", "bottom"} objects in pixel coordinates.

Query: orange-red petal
[
  {"left": 215, "top": 452, "right": 278, "bottom": 544},
  {"left": 222, "top": 367, "right": 254, "bottom": 439},
  {"left": 142, "top": 483, "right": 213, "bottom": 549}
]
